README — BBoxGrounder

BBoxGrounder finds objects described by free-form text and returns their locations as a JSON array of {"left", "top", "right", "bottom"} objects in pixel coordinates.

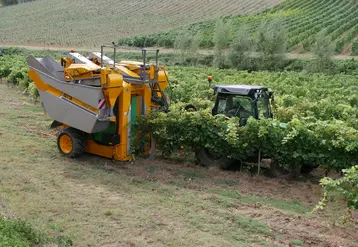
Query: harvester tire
[{"left": 57, "top": 128, "right": 85, "bottom": 158}]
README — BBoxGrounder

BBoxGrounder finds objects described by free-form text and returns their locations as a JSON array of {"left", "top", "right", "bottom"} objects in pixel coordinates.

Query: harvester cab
[
  {"left": 27, "top": 44, "right": 169, "bottom": 161},
  {"left": 212, "top": 84, "right": 274, "bottom": 125}
]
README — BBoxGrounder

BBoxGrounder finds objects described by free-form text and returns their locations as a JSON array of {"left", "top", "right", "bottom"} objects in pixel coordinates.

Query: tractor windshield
[
  {"left": 215, "top": 94, "right": 253, "bottom": 119},
  {"left": 257, "top": 96, "right": 270, "bottom": 119}
]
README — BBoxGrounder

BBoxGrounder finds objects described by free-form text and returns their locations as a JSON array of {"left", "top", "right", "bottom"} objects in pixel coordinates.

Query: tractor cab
[{"left": 212, "top": 85, "right": 274, "bottom": 125}]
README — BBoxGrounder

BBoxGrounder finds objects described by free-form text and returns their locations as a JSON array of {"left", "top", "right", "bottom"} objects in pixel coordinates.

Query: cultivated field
[
  {"left": 0, "top": 83, "right": 357, "bottom": 246},
  {"left": 0, "top": 0, "right": 282, "bottom": 47},
  {"left": 123, "top": 0, "right": 358, "bottom": 54}
]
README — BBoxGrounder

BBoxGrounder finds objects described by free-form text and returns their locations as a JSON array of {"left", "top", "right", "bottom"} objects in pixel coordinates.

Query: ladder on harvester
[{"left": 140, "top": 49, "right": 169, "bottom": 112}]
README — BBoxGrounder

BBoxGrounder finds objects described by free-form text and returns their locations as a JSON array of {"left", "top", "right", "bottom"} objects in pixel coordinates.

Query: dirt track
[{"left": 2, "top": 44, "right": 358, "bottom": 60}]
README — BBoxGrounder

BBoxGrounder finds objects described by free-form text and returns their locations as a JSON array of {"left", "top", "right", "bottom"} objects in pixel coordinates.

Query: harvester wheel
[{"left": 57, "top": 128, "right": 85, "bottom": 158}]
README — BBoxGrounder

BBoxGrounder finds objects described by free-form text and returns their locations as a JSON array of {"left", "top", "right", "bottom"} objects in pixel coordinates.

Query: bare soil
[{"left": 235, "top": 203, "right": 358, "bottom": 247}]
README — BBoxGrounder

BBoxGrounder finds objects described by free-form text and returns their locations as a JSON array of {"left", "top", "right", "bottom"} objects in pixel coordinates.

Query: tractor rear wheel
[
  {"left": 195, "top": 148, "right": 233, "bottom": 169},
  {"left": 288, "top": 165, "right": 302, "bottom": 180},
  {"left": 57, "top": 128, "right": 85, "bottom": 158},
  {"left": 184, "top": 104, "right": 198, "bottom": 112}
]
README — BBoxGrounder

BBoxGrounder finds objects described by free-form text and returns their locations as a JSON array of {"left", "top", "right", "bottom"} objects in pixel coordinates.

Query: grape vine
[{"left": 2, "top": 54, "right": 358, "bottom": 175}]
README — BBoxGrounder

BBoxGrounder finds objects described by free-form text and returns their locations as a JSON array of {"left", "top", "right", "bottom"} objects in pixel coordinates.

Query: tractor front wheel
[
  {"left": 57, "top": 128, "right": 85, "bottom": 158},
  {"left": 195, "top": 148, "right": 233, "bottom": 169},
  {"left": 300, "top": 163, "right": 319, "bottom": 174}
]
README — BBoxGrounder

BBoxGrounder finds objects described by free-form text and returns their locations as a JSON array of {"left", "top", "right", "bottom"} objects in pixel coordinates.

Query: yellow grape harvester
[{"left": 27, "top": 44, "right": 169, "bottom": 161}]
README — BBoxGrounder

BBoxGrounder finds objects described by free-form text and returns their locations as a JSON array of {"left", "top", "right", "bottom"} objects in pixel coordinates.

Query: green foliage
[
  {"left": 227, "top": 25, "right": 252, "bottom": 70},
  {"left": 311, "top": 31, "right": 336, "bottom": 59},
  {"left": 124, "top": 0, "right": 358, "bottom": 57},
  {"left": 290, "top": 239, "right": 305, "bottom": 246},
  {"left": 166, "top": 66, "right": 358, "bottom": 125},
  {"left": 317, "top": 165, "right": 358, "bottom": 210},
  {"left": 0, "top": 216, "right": 45, "bottom": 246},
  {"left": 256, "top": 18, "right": 287, "bottom": 70},
  {"left": 188, "top": 32, "right": 202, "bottom": 65},
  {"left": 335, "top": 39, "right": 345, "bottom": 53},
  {"left": 0, "top": 0, "right": 18, "bottom": 6},
  {"left": 4, "top": 52, "right": 358, "bottom": 176},
  {"left": 174, "top": 31, "right": 192, "bottom": 64},
  {"left": 0, "top": 0, "right": 34, "bottom": 6},
  {"left": 0, "top": 55, "right": 38, "bottom": 98},
  {"left": 0, "top": 0, "right": 274, "bottom": 46},
  {"left": 5, "top": 0, "right": 345, "bottom": 55},
  {"left": 139, "top": 105, "right": 358, "bottom": 173},
  {"left": 172, "top": 31, "right": 204, "bottom": 65},
  {"left": 0, "top": 216, "right": 73, "bottom": 246},
  {"left": 213, "top": 19, "right": 231, "bottom": 68},
  {"left": 28, "top": 82, "right": 39, "bottom": 99},
  {"left": 309, "top": 30, "right": 337, "bottom": 74},
  {"left": 140, "top": 66, "right": 358, "bottom": 173},
  {"left": 351, "top": 38, "right": 358, "bottom": 56}
]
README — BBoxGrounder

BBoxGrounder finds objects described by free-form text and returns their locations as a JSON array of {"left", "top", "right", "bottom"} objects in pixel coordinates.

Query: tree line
[{"left": 173, "top": 18, "right": 341, "bottom": 73}]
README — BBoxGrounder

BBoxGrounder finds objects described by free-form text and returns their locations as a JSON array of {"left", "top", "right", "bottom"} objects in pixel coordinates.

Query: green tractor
[
  {"left": 211, "top": 84, "right": 273, "bottom": 122},
  {"left": 195, "top": 83, "right": 318, "bottom": 177}
]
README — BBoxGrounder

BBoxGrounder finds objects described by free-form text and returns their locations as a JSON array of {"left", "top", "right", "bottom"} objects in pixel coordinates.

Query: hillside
[
  {"left": 120, "top": 0, "right": 358, "bottom": 55},
  {"left": 0, "top": 0, "right": 282, "bottom": 47}
]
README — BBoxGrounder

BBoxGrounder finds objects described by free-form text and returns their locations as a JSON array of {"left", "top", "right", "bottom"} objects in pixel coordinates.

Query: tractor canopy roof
[{"left": 213, "top": 85, "right": 268, "bottom": 96}]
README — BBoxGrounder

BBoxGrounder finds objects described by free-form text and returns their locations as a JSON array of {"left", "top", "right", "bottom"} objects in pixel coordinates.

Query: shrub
[
  {"left": 309, "top": 30, "right": 337, "bottom": 74},
  {"left": 256, "top": 18, "right": 287, "bottom": 70},
  {"left": 316, "top": 165, "right": 358, "bottom": 212},
  {"left": 335, "top": 39, "right": 345, "bottom": 53},
  {"left": 227, "top": 25, "right": 252, "bottom": 70},
  {"left": 213, "top": 19, "right": 231, "bottom": 68}
]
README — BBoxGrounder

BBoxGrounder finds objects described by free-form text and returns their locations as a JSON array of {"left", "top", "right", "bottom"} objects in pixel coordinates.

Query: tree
[
  {"left": 227, "top": 25, "right": 252, "bottom": 70},
  {"left": 309, "top": 30, "right": 336, "bottom": 73},
  {"left": 213, "top": 19, "right": 231, "bottom": 68},
  {"left": 187, "top": 32, "right": 202, "bottom": 65},
  {"left": 256, "top": 18, "right": 287, "bottom": 70},
  {"left": 174, "top": 31, "right": 191, "bottom": 64}
]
